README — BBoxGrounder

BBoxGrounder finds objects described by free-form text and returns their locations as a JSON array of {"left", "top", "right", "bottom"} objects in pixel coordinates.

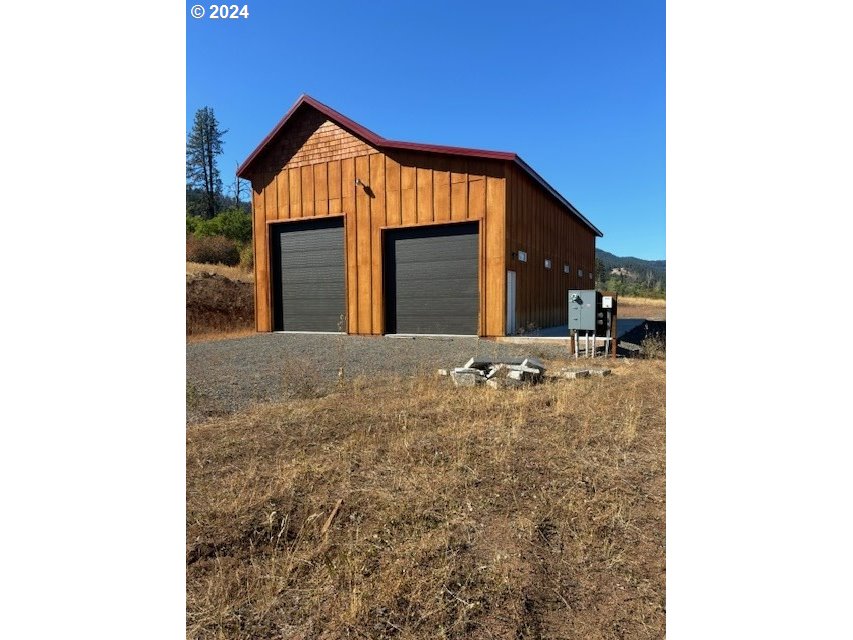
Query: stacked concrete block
[
  {"left": 443, "top": 355, "right": 608, "bottom": 389},
  {"left": 445, "top": 356, "right": 547, "bottom": 389}
]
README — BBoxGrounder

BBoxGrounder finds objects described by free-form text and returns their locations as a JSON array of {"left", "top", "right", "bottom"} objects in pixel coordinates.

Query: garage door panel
[
  {"left": 384, "top": 223, "right": 479, "bottom": 335},
  {"left": 282, "top": 249, "right": 343, "bottom": 269},
  {"left": 393, "top": 239, "right": 475, "bottom": 260},
  {"left": 280, "top": 284, "right": 344, "bottom": 299},
  {"left": 281, "top": 266, "right": 345, "bottom": 282},
  {"left": 394, "top": 257, "right": 479, "bottom": 274},
  {"left": 391, "top": 268, "right": 478, "bottom": 285},
  {"left": 272, "top": 218, "right": 345, "bottom": 332}
]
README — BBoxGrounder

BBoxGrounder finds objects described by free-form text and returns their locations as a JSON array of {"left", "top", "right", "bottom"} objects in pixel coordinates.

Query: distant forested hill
[{"left": 595, "top": 249, "right": 666, "bottom": 297}]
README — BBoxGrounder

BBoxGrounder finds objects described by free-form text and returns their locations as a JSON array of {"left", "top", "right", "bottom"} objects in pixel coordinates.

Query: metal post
[{"left": 611, "top": 313, "right": 618, "bottom": 359}]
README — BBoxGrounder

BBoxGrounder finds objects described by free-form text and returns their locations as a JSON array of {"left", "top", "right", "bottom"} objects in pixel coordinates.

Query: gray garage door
[
  {"left": 384, "top": 223, "right": 479, "bottom": 335},
  {"left": 271, "top": 218, "right": 345, "bottom": 331}
]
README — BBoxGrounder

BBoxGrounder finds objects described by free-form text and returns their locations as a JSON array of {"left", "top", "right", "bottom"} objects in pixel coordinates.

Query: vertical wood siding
[
  {"left": 505, "top": 164, "right": 597, "bottom": 332},
  {"left": 248, "top": 117, "right": 507, "bottom": 334}
]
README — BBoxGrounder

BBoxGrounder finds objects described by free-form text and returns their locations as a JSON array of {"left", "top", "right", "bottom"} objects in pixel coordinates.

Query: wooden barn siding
[
  {"left": 256, "top": 108, "right": 374, "bottom": 171},
  {"left": 505, "top": 165, "right": 596, "bottom": 332},
  {"left": 249, "top": 127, "right": 506, "bottom": 335}
]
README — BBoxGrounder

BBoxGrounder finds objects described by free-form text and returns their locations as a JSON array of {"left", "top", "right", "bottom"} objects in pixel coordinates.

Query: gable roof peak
[{"left": 236, "top": 94, "right": 602, "bottom": 237}]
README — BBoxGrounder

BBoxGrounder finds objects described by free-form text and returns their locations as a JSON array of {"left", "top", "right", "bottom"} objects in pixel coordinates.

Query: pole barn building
[{"left": 237, "top": 94, "right": 602, "bottom": 337}]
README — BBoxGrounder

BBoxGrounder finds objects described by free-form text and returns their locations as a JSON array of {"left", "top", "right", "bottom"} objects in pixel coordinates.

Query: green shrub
[
  {"left": 186, "top": 215, "right": 200, "bottom": 235},
  {"left": 192, "top": 208, "right": 252, "bottom": 244},
  {"left": 239, "top": 243, "right": 254, "bottom": 271},
  {"left": 187, "top": 234, "right": 240, "bottom": 266}
]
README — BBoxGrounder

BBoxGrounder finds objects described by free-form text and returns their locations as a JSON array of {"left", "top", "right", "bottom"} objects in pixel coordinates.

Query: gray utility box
[{"left": 568, "top": 289, "right": 601, "bottom": 331}]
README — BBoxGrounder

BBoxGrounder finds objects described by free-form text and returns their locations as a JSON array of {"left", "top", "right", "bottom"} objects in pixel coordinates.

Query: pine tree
[{"left": 187, "top": 107, "right": 227, "bottom": 219}]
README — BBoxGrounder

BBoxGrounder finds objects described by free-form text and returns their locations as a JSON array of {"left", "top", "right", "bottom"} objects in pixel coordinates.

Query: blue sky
[{"left": 187, "top": 0, "right": 664, "bottom": 259}]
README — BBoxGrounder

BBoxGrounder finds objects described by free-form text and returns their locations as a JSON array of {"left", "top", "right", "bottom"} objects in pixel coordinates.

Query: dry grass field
[
  {"left": 186, "top": 261, "right": 666, "bottom": 637},
  {"left": 187, "top": 360, "right": 665, "bottom": 639},
  {"left": 187, "top": 262, "right": 255, "bottom": 283},
  {"left": 616, "top": 297, "right": 666, "bottom": 322}
]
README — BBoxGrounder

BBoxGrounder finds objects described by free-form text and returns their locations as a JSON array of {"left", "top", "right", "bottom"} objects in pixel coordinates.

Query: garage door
[
  {"left": 384, "top": 223, "right": 479, "bottom": 335},
  {"left": 271, "top": 217, "right": 345, "bottom": 331}
]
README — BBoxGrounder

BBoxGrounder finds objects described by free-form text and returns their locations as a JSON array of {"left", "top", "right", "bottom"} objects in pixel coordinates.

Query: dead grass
[
  {"left": 187, "top": 261, "right": 254, "bottom": 283},
  {"left": 618, "top": 296, "right": 665, "bottom": 307},
  {"left": 187, "top": 359, "right": 665, "bottom": 639},
  {"left": 617, "top": 296, "right": 666, "bottom": 321}
]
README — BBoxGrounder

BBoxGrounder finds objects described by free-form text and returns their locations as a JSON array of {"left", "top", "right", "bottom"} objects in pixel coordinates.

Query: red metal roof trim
[
  {"left": 379, "top": 139, "right": 517, "bottom": 161},
  {"left": 237, "top": 94, "right": 602, "bottom": 237},
  {"left": 513, "top": 156, "right": 603, "bottom": 237},
  {"left": 236, "top": 94, "right": 384, "bottom": 177},
  {"left": 236, "top": 94, "right": 517, "bottom": 176}
]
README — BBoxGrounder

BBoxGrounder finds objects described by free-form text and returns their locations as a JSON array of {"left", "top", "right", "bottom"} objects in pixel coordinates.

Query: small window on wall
[
  {"left": 578, "top": 268, "right": 583, "bottom": 278},
  {"left": 563, "top": 264, "right": 570, "bottom": 274},
  {"left": 589, "top": 272, "right": 593, "bottom": 280},
  {"left": 544, "top": 259, "right": 552, "bottom": 269},
  {"left": 517, "top": 250, "right": 527, "bottom": 262}
]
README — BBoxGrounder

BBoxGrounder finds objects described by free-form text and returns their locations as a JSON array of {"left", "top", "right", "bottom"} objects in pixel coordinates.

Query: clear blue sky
[{"left": 187, "top": 0, "right": 664, "bottom": 260}]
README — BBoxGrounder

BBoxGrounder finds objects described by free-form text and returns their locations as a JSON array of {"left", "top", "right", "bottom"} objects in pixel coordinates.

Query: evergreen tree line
[
  {"left": 186, "top": 107, "right": 253, "bottom": 268},
  {"left": 594, "top": 258, "right": 665, "bottom": 298}
]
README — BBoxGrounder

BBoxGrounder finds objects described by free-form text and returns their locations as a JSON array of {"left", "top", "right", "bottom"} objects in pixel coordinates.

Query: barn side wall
[
  {"left": 247, "top": 110, "right": 506, "bottom": 336},
  {"left": 505, "top": 164, "right": 597, "bottom": 333}
]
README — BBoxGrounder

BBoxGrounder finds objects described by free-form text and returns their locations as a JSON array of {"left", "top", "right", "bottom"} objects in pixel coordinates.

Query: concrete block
[
  {"left": 437, "top": 369, "right": 449, "bottom": 376},
  {"left": 552, "top": 368, "right": 590, "bottom": 379},
  {"left": 451, "top": 369, "right": 485, "bottom": 387},
  {"left": 487, "top": 377, "right": 524, "bottom": 389},
  {"left": 507, "top": 365, "right": 541, "bottom": 375},
  {"left": 485, "top": 364, "right": 505, "bottom": 379},
  {"left": 464, "top": 356, "right": 528, "bottom": 369},
  {"left": 589, "top": 369, "right": 611, "bottom": 377},
  {"left": 521, "top": 357, "right": 546, "bottom": 373}
]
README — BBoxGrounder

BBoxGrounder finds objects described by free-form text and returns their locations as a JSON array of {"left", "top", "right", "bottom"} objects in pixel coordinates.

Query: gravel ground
[{"left": 186, "top": 333, "right": 576, "bottom": 422}]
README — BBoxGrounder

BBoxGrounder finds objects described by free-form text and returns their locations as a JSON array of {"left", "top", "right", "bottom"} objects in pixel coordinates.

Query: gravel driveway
[{"left": 186, "top": 333, "right": 573, "bottom": 422}]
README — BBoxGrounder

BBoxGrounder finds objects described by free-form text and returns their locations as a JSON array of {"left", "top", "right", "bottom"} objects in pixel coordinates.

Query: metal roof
[{"left": 236, "top": 94, "right": 603, "bottom": 237}]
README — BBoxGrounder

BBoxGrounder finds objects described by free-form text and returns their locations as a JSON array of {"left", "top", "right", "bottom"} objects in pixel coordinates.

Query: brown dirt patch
[{"left": 186, "top": 272, "right": 254, "bottom": 336}]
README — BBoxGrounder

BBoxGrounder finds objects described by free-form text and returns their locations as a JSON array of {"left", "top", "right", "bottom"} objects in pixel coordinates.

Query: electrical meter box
[{"left": 568, "top": 290, "right": 600, "bottom": 331}]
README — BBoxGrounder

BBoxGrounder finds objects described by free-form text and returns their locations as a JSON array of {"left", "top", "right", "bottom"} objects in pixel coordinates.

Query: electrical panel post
[{"left": 568, "top": 290, "right": 618, "bottom": 358}]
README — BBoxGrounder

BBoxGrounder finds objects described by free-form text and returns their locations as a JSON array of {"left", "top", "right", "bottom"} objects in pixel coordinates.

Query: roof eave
[
  {"left": 236, "top": 95, "right": 603, "bottom": 239},
  {"left": 513, "top": 156, "right": 603, "bottom": 237},
  {"left": 379, "top": 139, "right": 516, "bottom": 161}
]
